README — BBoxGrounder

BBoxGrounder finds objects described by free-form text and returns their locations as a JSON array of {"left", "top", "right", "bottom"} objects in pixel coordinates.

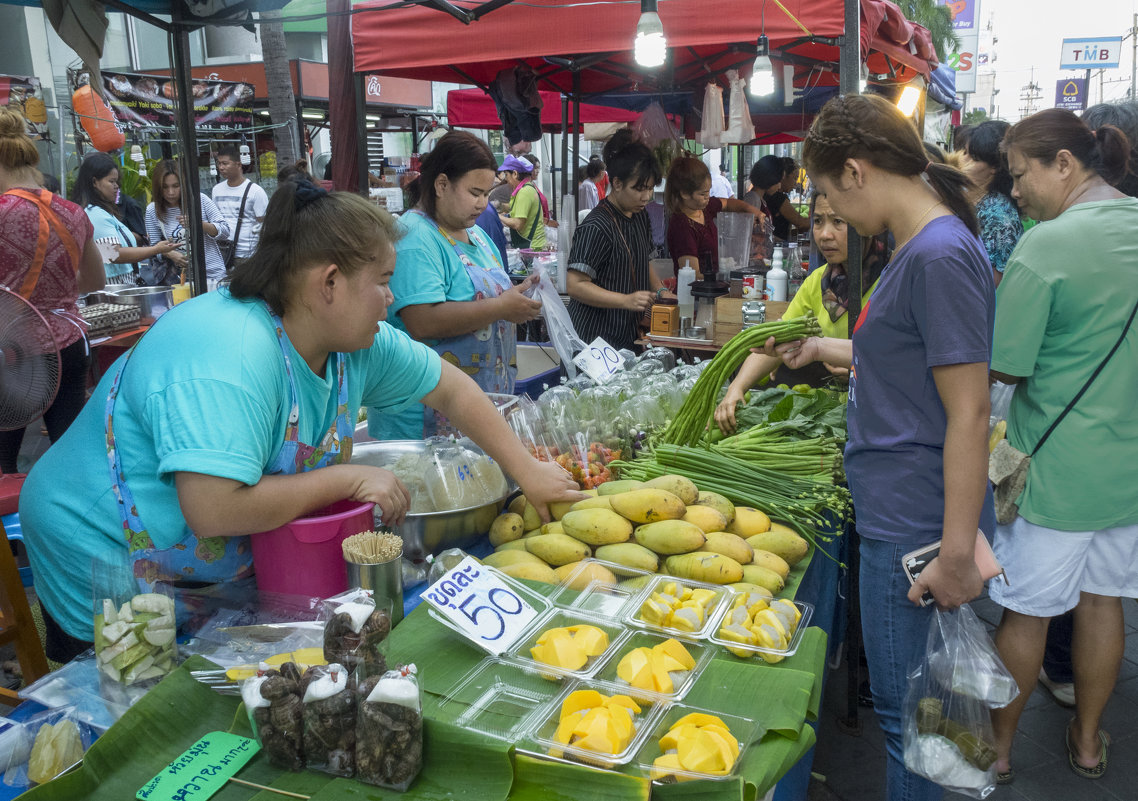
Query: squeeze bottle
[
  {"left": 766, "top": 249, "right": 788, "bottom": 302},
  {"left": 677, "top": 259, "right": 696, "bottom": 319}
]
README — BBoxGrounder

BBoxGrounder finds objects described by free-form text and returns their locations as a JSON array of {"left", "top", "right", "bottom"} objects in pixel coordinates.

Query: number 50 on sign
[{"left": 423, "top": 557, "right": 539, "bottom": 655}]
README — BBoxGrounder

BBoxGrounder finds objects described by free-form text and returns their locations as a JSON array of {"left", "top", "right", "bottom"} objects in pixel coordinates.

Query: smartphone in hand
[{"left": 902, "top": 531, "right": 1005, "bottom": 607}]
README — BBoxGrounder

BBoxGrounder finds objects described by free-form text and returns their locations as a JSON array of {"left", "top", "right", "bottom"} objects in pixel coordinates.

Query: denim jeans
[{"left": 859, "top": 536, "right": 944, "bottom": 801}]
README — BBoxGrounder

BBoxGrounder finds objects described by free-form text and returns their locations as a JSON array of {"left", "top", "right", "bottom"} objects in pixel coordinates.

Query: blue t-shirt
[
  {"left": 845, "top": 215, "right": 996, "bottom": 546},
  {"left": 369, "top": 211, "right": 501, "bottom": 440},
  {"left": 86, "top": 204, "right": 137, "bottom": 282},
  {"left": 20, "top": 290, "right": 441, "bottom": 640}
]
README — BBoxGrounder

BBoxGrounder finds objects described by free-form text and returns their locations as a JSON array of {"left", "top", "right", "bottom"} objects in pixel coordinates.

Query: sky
[{"left": 979, "top": 0, "right": 1138, "bottom": 120}]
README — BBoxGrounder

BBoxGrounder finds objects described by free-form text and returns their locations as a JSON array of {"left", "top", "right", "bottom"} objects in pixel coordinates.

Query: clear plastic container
[
  {"left": 625, "top": 574, "right": 731, "bottom": 641},
  {"left": 426, "top": 567, "right": 553, "bottom": 655},
  {"left": 591, "top": 631, "right": 714, "bottom": 705},
  {"left": 550, "top": 559, "right": 654, "bottom": 619},
  {"left": 527, "top": 679, "right": 667, "bottom": 769},
  {"left": 707, "top": 595, "right": 814, "bottom": 661},
  {"left": 434, "top": 658, "right": 564, "bottom": 742},
  {"left": 505, "top": 609, "right": 629, "bottom": 681},
  {"left": 634, "top": 703, "right": 759, "bottom": 783}
]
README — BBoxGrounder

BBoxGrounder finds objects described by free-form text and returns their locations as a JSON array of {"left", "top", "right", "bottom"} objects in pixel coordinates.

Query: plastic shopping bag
[
  {"left": 532, "top": 265, "right": 587, "bottom": 378},
  {"left": 903, "top": 605, "right": 1019, "bottom": 798},
  {"left": 699, "top": 82, "right": 725, "bottom": 149},
  {"left": 720, "top": 70, "right": 755, "bottom": 146}
]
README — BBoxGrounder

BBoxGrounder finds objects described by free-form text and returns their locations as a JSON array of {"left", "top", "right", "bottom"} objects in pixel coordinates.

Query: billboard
[
  {"left": 1060, "top": 37, "right": 1123, "bottom": 70},
  {"left": 0, "top": 75, "right": 48, "bottom": 139},
  {"left": 1055, "top": 79, "right": 1088, "bottom": 111},
  {"left": 101, "top": 72, "right": 255, "bottom": 131},
  {"left": 939, "top": 0, "right": 979, "bottom": 93}
]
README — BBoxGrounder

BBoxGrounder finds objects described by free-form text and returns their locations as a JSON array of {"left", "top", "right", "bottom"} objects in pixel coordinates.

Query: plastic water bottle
[
  {"left": 767, "top": 249, "right": 788, "bottom": 302},
  {"left": 677, "top": 259, "right": 696, "bottom": 320},
  {"left": 786, "top": 244, "right": 805, "bottom": 299}
]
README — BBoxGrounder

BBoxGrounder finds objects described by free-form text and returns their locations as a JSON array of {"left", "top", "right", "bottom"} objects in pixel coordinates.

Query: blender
[{"left": 689, "top": 249, "right": 728, "bottom": 334}]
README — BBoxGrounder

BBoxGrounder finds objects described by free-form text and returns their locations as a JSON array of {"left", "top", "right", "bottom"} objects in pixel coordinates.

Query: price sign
[
  {"left": 136, "top": 732, "right": 259, "bottom": 801},
  {"left": 572, "top": 337, "right": 624, "bottom": 384},
  {"left": 422, "top": 556, "right": 538, "bottom": 655}
]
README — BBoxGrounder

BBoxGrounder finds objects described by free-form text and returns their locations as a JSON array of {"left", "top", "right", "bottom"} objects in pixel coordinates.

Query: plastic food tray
[
  {"left": 433, "top": 658, "right": 563, "bottom": 742},
  {"left": 624, "top": 575, "right": 731, "bottom": 641},
  {"left": 590, "top": 630, "right": 714, "bottom": 705},
  {"left": 504, "top": 608, "right": 629, "bottom": 681},
  {"left": 707, "top": 596, "right": 814, "bottom": 661},
  {"left": 549, "top": 559, "right": 655, "bottom": 619},
  {"left": 527, "top": 678, "right": 668, "bottom": 770},
  {"left": 633, "top": 703, "right": 760, "bottom": 783},
  {"left": 426, "top": 567, "right": 553, "bottom": 655}
]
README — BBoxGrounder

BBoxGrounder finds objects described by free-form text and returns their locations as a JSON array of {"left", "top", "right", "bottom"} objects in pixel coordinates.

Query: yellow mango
[
  {"left": 483, "top": 549, "right": 545, "bottom": 569},
  {"left": 746, "top": 525, "right": 810, "bottom": 566},
  {"left": 560, "top": 508, "right": 634, "bottom": 546},
  {"left": 651, "top": 638, "right": 696, "bottom": 670},
  {"left": 525, "top": 533, "right": 592, "bottom": 566},
  {"left": 597, "top": 479, "right": 645, "bottom": 496},
  {"left": 749, "top": 548, "right": 790, "bottom": 581},
  {"left": 553, "top": 560, "right": 618, "bottom": 590},
  {"left": 693, "top": 491, "right": 736, "bottom": 524},
  {"left": 540, "top": 521, "right": 565, "bottom": 536},
  {"left": 699, "top": 531, "right": 754, "bottom": 565},
  {"left": 495, "top": 539, "right": 529, "bottom": 553},
  {"left": 593, "top": 542, "right": 659, "bottom": 573},
  {"left": 498, "top": 561, "right": 557, "bottom": 584},
  {"left": 681, "top": 505, "right": 728, "bottom": 533},
  {"left": 488, "top": 512, "right": 525, "bottom": 547},
  {"left": 548, "top": 500, "right": 575, "bottom": 521},
  {"left": 642, "top": 474, "right": 699, "bottom": 504},
  {"left": 665, "top": 552, "right": 744, "bottom": 585},
  {"left": 569, "top": 495, "right": 614, "bottom": 512},
  {"left": 727, "top": 582, "right": 774, "bottom": 599},
  {"left": 739, "top": 563, "right": 785, "bottom": 595},
  {"left": 609, "top": 488, "right": 687, "bottom": 524},
  {"left": 634, "top": 519, "right": 707, "bottom": 555},
  {"left": 725, "top": 506, "right": 772, "bottom": 537}
]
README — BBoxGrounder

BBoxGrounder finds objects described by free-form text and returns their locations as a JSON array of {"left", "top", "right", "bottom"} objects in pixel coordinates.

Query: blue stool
[{"left": 1, "top": 514, "right": 33, "bottom": 588}]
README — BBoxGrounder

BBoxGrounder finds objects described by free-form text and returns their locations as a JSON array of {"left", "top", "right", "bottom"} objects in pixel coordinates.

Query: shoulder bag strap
[
  {"left": 232, "top": 181, "right": 252, "bottom": 248},
  {"left": 4, "top": 189, "right": 82, "bottom": 298},
  {"left": 1032, "top": 295, "right": 1138, "bottom": 456}
]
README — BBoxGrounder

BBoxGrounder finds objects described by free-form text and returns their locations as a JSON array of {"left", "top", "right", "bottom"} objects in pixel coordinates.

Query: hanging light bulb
[
  {"left": 859, "top": 63, "right": 869, "bottom": 93},
  {"left": 633, "top": 0, "right": 667, "bottom": 68},
  {"left": 749, "top": 35, "right": 775, "bottom": 96},
  {"left": 239, "top": 144, "right": 251, "bottom": 166},
  {"left": 130, "top": 144, "right": 146, "bottom": 178}
]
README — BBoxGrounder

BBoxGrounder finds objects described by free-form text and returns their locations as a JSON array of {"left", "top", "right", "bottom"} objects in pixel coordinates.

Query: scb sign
[{"left": 1060, "top": 37, "right": 1123, "bottom": 70}]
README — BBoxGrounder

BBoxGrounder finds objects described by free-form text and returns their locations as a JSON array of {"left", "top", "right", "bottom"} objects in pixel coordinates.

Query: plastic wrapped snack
[
  {"left": 243, "top": 662, "right": 305, "bottom": 771},
  {"left": 356, "top": 665, "right": 423, "bottom": 791},
  {"left": 422, "top": 437, "right": 509, "bottom": 511},
  {"left": 302, "top": 663, "right": 357, "bottom": 777},
  {"left": 323, "top": 590, "right": 392, "bottom": 679},
  {"left": 93, "top": 591, "right": 177, "bottom": 687}
]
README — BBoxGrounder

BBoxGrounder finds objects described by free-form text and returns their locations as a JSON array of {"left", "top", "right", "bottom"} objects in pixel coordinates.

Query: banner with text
[
  {"left": 1060, "top": 37, "right": 1123, "bottom": 70},
  {"left": 938, "top": 0, "right": 980, "bottom": 94},
  {"left": 102, "top": 72, "right": 255, "bottom": 131},
  {"left": 1054, "top": 79, "right": 1088, "bottom": 111}
]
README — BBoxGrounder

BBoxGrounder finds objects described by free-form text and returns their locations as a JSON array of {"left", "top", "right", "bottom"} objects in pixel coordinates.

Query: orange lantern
[{"left": 71, "top": 85, "right": 125, "bottom": 152}]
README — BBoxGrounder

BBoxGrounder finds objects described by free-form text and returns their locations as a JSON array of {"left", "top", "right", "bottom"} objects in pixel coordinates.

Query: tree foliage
[{"left": 898, "top": 0, "right": 961, "bottom": 63}]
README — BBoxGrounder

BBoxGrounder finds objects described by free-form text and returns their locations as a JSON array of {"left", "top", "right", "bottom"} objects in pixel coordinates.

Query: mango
[
  {"left": 609, "top": 488, "right": 686, "bottom": 524},
  {"left": 642, "top": 474, "right": 699, "bottom": 504},
  {"left": 665, "top": 552, "right": 744, "bottom": 585},
  {"left": 489, "top": 512, "right": 525, "bottom": 547},
  {"left": 495, "top": 539, "right": 530, "bottom": 553},
  {"left": 570, "top": 495, "right": 614, "bottom": 512},
  {"left": 541, "top": 521, "right": 565, "bottom": 536},
  {"left": 508, "top": 495, "right": 527, "bottom": 515},
  {"left": 699, "top": 531, "right": 754, "bottom": 565},
  {"left": 739, "top": 563, "right": 785, "bottom": 594},
  {"left": 561, "top": 508, "right": 633, "bottom": 546},
  {"left": 727, "top": 582, "right": 774, "bottom": 599},
  {"left": 726, "top": 506, "right": 772, "bottom": 538},
  {"left": 553, "top": 560, "right": 618, "bottom": 590},
  {"left": 682, "top": 505, "right": 729, "bottom": 534},
  {"left": 747, "top": 524, "right": 810, "bottom": 566},
  {"left": 525, "top": 533, "right": 592, "bottom": 566},
  {"left": 634, "top": 519, "right": 707, "bottom": 555},
  {"left": 549, "top": 500, "right": 575, "bottom": 521},
  {"left": 693, "top": 491, "right": 736, "bottom": 524},
  {"left": 597, "top": 479, "right": 645, "bottom": 496},
  {"left": 749, "top": 548, "right": 790, "bottom": 581},
  {"left": 498, "top": 561, "right": 557, "bottom": 584},
  {"left": 593, "top": 542, "right": 659, "bottom": 573},
  {"left": 484, "top": 549, "right": 545, "bottom": 569}
]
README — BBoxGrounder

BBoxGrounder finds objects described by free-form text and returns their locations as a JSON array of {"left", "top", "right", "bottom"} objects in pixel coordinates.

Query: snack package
[
  {"left": 302, "top": 663, "right": 357, "bottom": 777},
  {"left": 2, "top": 706, "right": 95, "bottom": 789},
  {"left": 91, "top": 554, "right": 177, "bottom": 687},
  {"left": 356, "top": 665, "right": 423, "bottom": 791},
  {"left": 242, "top": 662, "right": 305, "bottom": 771},
  {"left": 322, "top": 590, "right": 392, "bottom": 679}
]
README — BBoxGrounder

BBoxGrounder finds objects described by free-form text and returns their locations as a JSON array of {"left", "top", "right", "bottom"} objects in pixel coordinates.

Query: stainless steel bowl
[
  {"left": 351, "top": 440, "right": 508, "bottom": 561},
  {"left": 107, "top": 286, "right": 174, "bottom": 323}
]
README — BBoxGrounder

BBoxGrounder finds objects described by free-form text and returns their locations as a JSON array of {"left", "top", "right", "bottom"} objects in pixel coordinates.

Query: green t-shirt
[
  {"left": 508, "top": 183, "right": 546, "bottom": 250},
  {"left": 992, "top": 197, "right": 1138, "bottom": 531}
]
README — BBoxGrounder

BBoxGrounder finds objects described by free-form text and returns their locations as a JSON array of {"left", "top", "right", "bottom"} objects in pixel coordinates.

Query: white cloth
[
  {"left": 577, "top": 179, "right": 599, "bottom": 212},
  {"left": 211, "top": 178, "right": 269, "bottom": 258},
  {"left": 710, "top": 172, "right": 735, "bottom": 199}
]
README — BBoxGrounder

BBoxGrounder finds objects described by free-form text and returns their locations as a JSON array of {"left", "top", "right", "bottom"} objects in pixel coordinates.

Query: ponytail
[
  {"left": 925, "top": 162, "right": 979, "bottom": 236},
  {"left": 1005, "top": 108, "right": 1133, "bottom": 188},
  {"left": 1094, "top": 125, "right": 1131, "bottom": 187}
]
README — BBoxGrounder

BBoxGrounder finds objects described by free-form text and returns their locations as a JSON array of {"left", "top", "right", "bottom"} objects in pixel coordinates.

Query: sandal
[
  {"left": 996, "top": 768, "right": 1014, "bottom": 785},
  {"left": 1065, "top": 719, "right": 1109, "bottom": 780}
]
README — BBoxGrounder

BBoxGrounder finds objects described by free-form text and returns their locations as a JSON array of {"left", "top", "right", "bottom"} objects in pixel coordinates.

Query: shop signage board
[
  {"left": 101, "top": 72, "right": 255, "bottom": 131},
  {"left": 136, "top": 731, "right": 259, "bottom": 801},
  {"left": 573, "top": 337, "right": 625, "bottom": 384},
  {"left": 938, "top": 0, "right": 979, "bottom": 93},
  {"left": 1060, "top": 37, "right": 1123, "bottom": 69},
  {"left": 1054, "top": 79, "right": 1088, "bottom": 111},
  {"left": 423, "top": 556, "right": 540, "bottom": 655}
]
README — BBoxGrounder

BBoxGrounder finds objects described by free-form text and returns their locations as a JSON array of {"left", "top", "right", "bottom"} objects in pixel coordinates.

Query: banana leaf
[{"left": 510, "top": 752, "right": 650, "bottom": 801}]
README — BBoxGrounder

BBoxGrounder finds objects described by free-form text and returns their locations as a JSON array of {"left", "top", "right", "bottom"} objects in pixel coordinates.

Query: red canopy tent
[{"left": 446, "top": 88, "right": 639, "bottom": 130}]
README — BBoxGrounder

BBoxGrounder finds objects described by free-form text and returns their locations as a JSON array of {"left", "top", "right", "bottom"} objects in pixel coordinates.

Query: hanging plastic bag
[
  {"left": 321, "top": 589, "right": 392, "bottom": 680},
  {"left": 699, "top": 82, "right": 725, "bottom": 149},
  {"left": 532, "top": 265, "right": 587, "bottom": 378},
  {"left": 902, "top": 605, "right": 1019, "bottom": 798},
  {"left": 301, "top": 663, "right": 357, "bottom": 777},
  {"left": 632, "top": 101, "right": 681, "bottom": 176},
  {"left": 720, "top": 70, "right": 755, "bottom": 146},
  {"left": 243, "top": 662, "right": 305, "bottom": 771},
  {"left": 356, "top": 665, "right": 423, "bottom": 790}
]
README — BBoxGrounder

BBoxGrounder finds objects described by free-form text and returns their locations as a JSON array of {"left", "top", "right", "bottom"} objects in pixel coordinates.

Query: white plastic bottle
[
  {"left": 767, "top": 249, "right": 787, "bottom": 302},
  {"left": 677, "top": 259, "right": 696, "bottom": 320}
]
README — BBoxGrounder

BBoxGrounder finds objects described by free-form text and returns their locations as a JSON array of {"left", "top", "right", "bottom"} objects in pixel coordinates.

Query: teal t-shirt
[
  {"left": 20, "top": 290, "right": 441, "bottom": 640},
  {"left": 369, "top": 211, "right": 501, "bottom": 441},
  {"left": 992, "top": 197, "right": 1138, "bottom": 531}
]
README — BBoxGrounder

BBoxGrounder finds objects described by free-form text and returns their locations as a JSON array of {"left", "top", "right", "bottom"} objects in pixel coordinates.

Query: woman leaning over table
[
  {"left": 145, "top": 159, "right": 230, "bottom": 285},
  {"left": 19, "top": 179, "right": 583, "bottom": 663},
  {"left": 566, "top": 129, "right": 672, "bottom": 352},
  {"left": 986, "top": 109, "right": 1138, "bottom": 785},
  {"left": 960, "top": 120, "right": 1023, "bottom": 286},
  {"left": 770, "top": 94, "right": 995, "bottom": 801},
  {"left": 713, "top": 192, "right": 890, "bottom": 431},
  {"left": 368, "top": 131, "right": 541, "bottom": 440}
]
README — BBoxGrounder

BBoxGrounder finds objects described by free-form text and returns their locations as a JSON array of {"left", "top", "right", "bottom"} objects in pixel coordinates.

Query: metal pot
[
  {"left": 107, "top": 286, "right": 173, "bottom": 323},
  {"left": 350, "top": 440, "right": 509, "bottom": 561}
]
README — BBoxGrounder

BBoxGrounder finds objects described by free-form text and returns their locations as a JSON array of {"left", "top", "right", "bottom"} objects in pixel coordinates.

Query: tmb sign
[
  {"left": 1060, "top": 37, "right": 1123, "bottom": 69},
  {"left": 1055, "top": 79, "right": 1088, "bottom": 111}
]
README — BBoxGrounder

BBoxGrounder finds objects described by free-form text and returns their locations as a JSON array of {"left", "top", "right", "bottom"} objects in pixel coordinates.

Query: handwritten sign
[
  {"left": 573, "top": 337, "right": 624, "bottom": 384},
  {"left": 423, "top": 557, "right": 538, "bottom": 655},
  {"left": 137, "top": 732, "right": 259, "bottom": 801}
]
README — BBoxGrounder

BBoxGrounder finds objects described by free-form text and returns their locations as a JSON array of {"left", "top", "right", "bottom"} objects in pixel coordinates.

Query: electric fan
[{"left": 0, "top": 285, "right": 60, "bottom": 433}]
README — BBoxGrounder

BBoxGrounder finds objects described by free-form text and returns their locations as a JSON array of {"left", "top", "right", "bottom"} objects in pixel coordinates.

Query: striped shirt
[{"left": 568, "top": 199, "right": 653, "bottom": 351}]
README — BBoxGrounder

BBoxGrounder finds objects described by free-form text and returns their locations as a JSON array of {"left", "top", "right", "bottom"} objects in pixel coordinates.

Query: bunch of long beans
[
  {"left": 610, "top": 444, "right": 851, "bottom": 545},
  {"left": 659, "top": 313, "right": 823, "bottom": 447},
  {"left": 711, "top": 426, "right": 845, "bottom": 483}
]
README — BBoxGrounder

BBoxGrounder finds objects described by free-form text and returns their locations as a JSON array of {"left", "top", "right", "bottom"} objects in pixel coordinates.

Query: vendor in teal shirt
[
  {"left": 20, "top": 179, "right": 582, "bottom": 663},
  {"left": 370, "top": 133, "right": 542, "bottom": 440}
]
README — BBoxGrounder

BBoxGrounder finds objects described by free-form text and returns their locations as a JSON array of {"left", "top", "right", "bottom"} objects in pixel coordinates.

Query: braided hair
[{"left": 803, "top": 94, "right": 979, "bottom": 236}]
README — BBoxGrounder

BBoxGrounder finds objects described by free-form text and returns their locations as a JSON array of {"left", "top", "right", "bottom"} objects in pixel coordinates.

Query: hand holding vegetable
[
  {"left": 495, "top": 276, "right": 543, "bottom": 324},
  {"left": 514, "top": 458, "right": 588, "bottom": 523},
  {"left": 714, "top": 386, "right": 747, "bottom": 435},
  {"left": 345, "top": 465, "right": 413, "bottom": 527}
]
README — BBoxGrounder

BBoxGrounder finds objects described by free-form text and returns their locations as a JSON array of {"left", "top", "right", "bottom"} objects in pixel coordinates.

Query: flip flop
[
  {"left": 996, "top": 768, "right": 1014, "bottom": 785},
  {"left": 1065, "top": 719, "right": 1109, "bottom": 780}
]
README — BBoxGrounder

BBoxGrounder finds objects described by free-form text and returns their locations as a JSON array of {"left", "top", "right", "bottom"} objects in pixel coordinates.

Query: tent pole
[
  {"left": 354, "top": 73, "right": 368, "bottom": 192},
  {"left": 560, "top": 96, "right": 569, "bottom": 202},
  {"left": 169, "top": 12, "right": 206, "bottom": 295},
  {"left": 571, "top": 74, "right": 580, "bottom": 200},
  {"left": 736, "top": 144, "right": 744, "bottom": 198}
]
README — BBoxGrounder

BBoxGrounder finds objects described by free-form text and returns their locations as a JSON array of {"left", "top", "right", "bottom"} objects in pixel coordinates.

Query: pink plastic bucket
[{"left": 250, "top": 499, "right": 376, "bottom": 598}]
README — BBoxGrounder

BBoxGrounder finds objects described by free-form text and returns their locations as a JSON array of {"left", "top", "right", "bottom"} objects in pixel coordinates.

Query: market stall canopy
[{"left": 447, "top": 88, "right": 639, "bottom": 131}]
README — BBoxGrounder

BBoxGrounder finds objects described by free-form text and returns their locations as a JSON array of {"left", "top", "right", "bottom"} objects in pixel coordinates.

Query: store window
[{"left": 133, "top": 17, "right": 205, "bottom": 71}]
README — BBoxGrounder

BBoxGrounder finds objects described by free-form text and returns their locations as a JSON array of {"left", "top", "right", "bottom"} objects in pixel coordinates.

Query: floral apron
[
  {"left": 105, "top": 304, "right": 353, "bottom": 584},
  {"left": 408, "top": 210, "right": 517, "bottom": 436}
]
